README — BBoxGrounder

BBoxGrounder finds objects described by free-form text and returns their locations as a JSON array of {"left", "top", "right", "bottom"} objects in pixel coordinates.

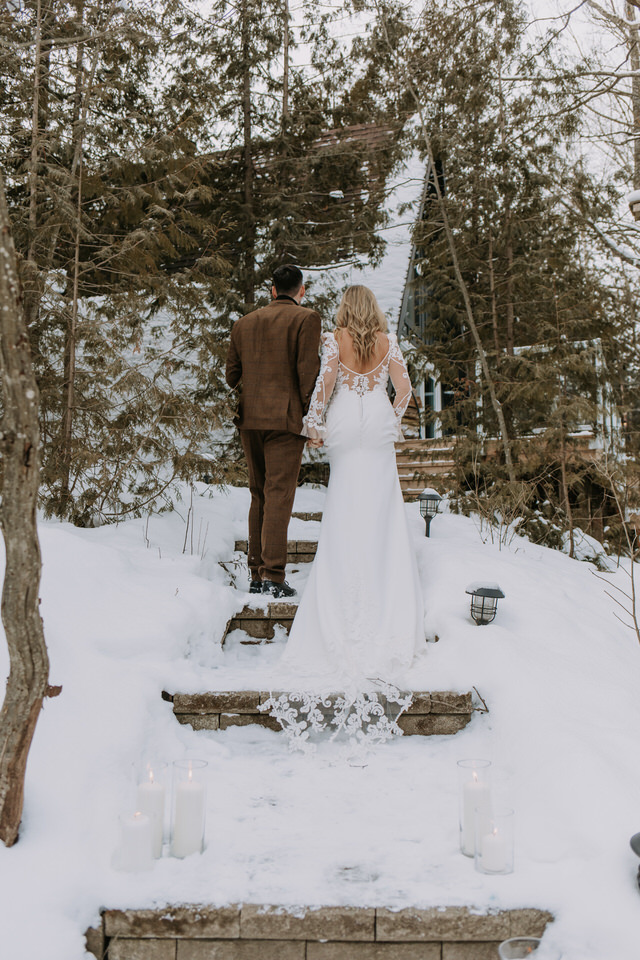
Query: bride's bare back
[{"left": 335, "top": 328, "right": 389, "bottom": 374}]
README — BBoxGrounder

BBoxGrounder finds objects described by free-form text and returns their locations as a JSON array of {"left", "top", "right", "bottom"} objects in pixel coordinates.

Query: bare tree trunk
[
  {"left": 495, "top": 1, "right": 515, "bottom": 358},
  {"left": 0, "top": 171, "right": 53, "bottom": 848},
  {"left": 282, "top": 0, "right": 290, "bottom": 125},
  {"left": 59, "top": 0, "right": 85, "bottom": 515},
  {"left": 627, "top": 3, "right": 640, "bottom": 189},
  {"left": 374, "top": 3, "right": 516, "bottom": 483},
  {"left": 555, "top": 291, "right": 575, "bottom": 556},
  {"left": 22, "top": 1, "right": 116, "bottom": 333},
  {"left": 241, "top": 0, "right": 255, "bottom": 308},
  {"left": 559, "top": 426, "right": 575, "bottom": 558},
  {"left": 488, "top": 230, "right": 500, "bottom": 355},
  {"left": 504, "top": 209, "right": 515, "bottom": 357},
  {"left": 23, "top": 0, "right": 53, "bottom": 330},
  {"left": 27, "top": 0, "right": 43, "bottom": 265}
]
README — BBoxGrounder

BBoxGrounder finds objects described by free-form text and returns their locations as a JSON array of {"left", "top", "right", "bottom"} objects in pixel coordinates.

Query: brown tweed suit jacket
[{"left": 226, "top": 297, "right": 322, "bottom": 434}]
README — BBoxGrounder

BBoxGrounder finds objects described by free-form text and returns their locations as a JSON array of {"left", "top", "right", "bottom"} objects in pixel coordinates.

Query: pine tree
[
  {"left": 363, "top": 0, "right": 634, "bottom": 541},
  {"left": 2, "top": 0, "right": 235, "bottom": 522},
  {"left": 0, "top": 0, "right": 407, "bottom": 522}
]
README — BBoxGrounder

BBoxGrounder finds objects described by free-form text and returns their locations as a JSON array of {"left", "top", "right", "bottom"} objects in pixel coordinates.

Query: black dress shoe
[
  {"left": 249, "top": 580, "right": 263, "bottom": 594},
  {"left": 262, "top": 580, "right": 296, "bottom": 598}
]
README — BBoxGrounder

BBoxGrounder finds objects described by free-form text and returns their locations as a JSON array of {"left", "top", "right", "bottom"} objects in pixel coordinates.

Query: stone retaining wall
[
  {"left": 86, "top": 904, "right": 553, "bottom": 960},
  {"left": 235, "top": 540, "right": 318, "bottom": 564},
  {"left": 223, "top": 603, "right": 297, "bottom": 642},
  {"left": 168, "top": 690, "right": 474, "bottom": 736}
]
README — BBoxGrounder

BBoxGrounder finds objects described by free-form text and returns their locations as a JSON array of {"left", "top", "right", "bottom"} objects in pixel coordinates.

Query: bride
[{"left": 278, "top": 285, "right": 425, "bottom": 689}]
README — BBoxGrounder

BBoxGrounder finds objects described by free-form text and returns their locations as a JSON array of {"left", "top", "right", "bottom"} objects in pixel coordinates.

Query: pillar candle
[
  {"left": 171, "top": 774, "right": 205, "bottom": 858},
  {"left": 136, "top": 774, "right": 165, "bottom": 859},
  {"left": 119, "top": 811, "right": 153, "bottom": 872},
  {"left": 481, "top": 828, "right": 508, "bottom": 872},
  {"left": 462, "top": 774, "right": 491, "bottom": 856}
]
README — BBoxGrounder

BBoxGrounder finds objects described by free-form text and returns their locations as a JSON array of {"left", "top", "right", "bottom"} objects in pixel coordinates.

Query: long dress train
[{"left": 262, "top": 332, "right": 425, "bottom": 748}]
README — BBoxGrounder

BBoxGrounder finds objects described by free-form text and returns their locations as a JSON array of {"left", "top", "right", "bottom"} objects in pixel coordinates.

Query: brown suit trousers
[{"left": 226, "top": 297, "right": 321, "bottom": 582}]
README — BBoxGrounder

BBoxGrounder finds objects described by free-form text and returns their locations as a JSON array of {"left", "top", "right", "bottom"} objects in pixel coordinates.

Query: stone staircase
[
  {"left": 224, "top": 513, "right": 320, "bottom": 643},
  {"left": 86, "top": 903, "right": 554, "bottom": 960},
  {"left": 395, "top": 438, "right": 455, "bottom": 500},
  {"left": 234, "top": 539, "right": 318, "bottom": 564},
  {"left": 223, "top": 601, "right": 297, "bottom": 643},
  {"left": 98, "top": 508, "right": 555, "bottom": 958}
]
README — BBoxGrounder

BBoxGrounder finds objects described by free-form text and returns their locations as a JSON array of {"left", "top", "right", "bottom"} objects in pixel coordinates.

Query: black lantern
[
  {"left": 465, "top": 583, "right": 505, "bottom": 625},
  {"left": 629, "top": 191, "right": 640, "bottom": 221},
  {"left": 629, "top": 833, "right": 640, "bottom": 892},
  {"left": 418, "top": 489, "right": 442, "bottom": 537}
]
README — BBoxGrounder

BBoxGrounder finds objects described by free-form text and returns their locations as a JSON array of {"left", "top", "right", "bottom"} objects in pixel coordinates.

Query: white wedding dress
[{"left": 262, "top": 331, "right": 425, "bottom": 749}]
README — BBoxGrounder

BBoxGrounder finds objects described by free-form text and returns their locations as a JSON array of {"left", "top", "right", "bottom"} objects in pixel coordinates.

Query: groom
[{"left": 225, "top": 265, "right": 322, "bottom": 598}]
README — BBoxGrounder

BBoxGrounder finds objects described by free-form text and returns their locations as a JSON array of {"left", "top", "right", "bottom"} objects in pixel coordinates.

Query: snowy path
[{"left": 0, "top": 483, "right": 639, "bottom": 959}]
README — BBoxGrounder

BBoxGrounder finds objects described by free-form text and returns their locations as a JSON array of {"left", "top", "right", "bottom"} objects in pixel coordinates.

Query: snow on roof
[{"left": 305, "top": 151, "right": 426, "bottom": 330}]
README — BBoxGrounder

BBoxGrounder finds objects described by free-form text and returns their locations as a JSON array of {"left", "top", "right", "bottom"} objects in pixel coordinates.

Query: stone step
[
  {"left": 223, "top": 602, "right": 297, "bottom": 643},
  {"left": 235, "top": 539, "right": 317, "bottom": 563},
  {"left": 396, "top": 438, "right": 455, "bottom": 451},
  {"left": 396, "top": 456, "right": 457, "bottom": 469},
  {"left": 291, "top": 511, "right": 323, "bottom": 522},
  {"left": 87, "top": 903, "right": 554, "bottom": 960},
  {"left": 398, "top": 465, "right": 455, "bottom": 480},
  {"left": 165, "top": 689, "right": 476, "bottom": 736}
]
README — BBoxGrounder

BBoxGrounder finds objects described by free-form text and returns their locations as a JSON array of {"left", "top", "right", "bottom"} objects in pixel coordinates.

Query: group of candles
[
  {"left": 117, "top": 759, "right": 208, "bottom": 871},
  {"left": 458, "top": 759, "right": 514, "bottom": 874}
]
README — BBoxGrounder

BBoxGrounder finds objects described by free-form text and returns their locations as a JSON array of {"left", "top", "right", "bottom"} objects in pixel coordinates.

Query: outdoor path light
[
  {"left": 629, "top": 190, "right": 640, "bottom": 221},
  {"left": 465, "top": 582, "right": 505, "bottom": 625},
  {"left": 629, "top": 832, "right": 640, "bottom": 891},
  {"left": 418, "top": 488, "right": 442, "bottom": 537}
]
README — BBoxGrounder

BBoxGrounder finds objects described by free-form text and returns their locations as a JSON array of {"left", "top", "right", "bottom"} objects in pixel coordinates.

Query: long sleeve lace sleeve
[
  {"left": 301, "top": 334, "right": 339, "bottom": 440},
  {"left": 388, "top": 334, "right": 412, "bottom": 437}
]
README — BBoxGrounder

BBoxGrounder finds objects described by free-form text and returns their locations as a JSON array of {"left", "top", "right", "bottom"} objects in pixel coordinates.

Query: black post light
[
  {"left": 418, "top": 489, "right": 442, "bottom": 537},
  {"left": 465, "top": 582, "right": 505, "bottom": 625},
  {"left": 629, "top": 833, "right": 640, "bottom": 892}
]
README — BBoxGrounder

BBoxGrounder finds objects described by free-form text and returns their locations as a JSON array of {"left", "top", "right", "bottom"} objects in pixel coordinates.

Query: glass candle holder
[
  {"left": 134, "top": 760, "right": 167, "bottom": 859},
  {"left": 498, "top": 937, "right": 562, "bottom": 959},
  {"left": 474, "top": 806, "right": 514, "bottom": 875},
  {"left": 117, "top": 811, "right": 153, "bottom": 872},
  {"left": 171, "top": 759, "right": 207, "bottom": 858},
  {"left": 457, "top": 759, "right": 492, "bottom": 857}
]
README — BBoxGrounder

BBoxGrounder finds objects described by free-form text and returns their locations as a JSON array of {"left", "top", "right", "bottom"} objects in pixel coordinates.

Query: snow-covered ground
[{"left": 1, "top": 483, "right": 639, "bottom": 959}]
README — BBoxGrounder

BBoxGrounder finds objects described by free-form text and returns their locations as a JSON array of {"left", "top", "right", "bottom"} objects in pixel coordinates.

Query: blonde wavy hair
[{"left": 335, "top": 285, "right": 388, "bottom": 365}]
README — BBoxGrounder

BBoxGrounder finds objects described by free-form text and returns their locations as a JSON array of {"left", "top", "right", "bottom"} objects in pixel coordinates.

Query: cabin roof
[{"left": 305, "top": 151, "right": 426, "bottom": 328}]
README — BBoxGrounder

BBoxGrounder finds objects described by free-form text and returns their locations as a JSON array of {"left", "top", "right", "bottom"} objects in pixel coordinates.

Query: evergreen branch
[
  {"left": 374, "top": 1, "right": 517, "bottom": 484},
  {"left": 0, "top": 27, "right": 129, "bottom": 51}
]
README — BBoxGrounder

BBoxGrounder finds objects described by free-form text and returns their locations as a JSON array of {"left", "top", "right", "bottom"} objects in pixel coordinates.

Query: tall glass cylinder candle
[
  {"left": 135, "top": 760, "right": 167, "bottom": 859},
  {"left": 457, "top": 759, "right": 492, "bottom": 857},
  {"left": 171, "top": 759, "right": 207, "bottom": 858},
  {"left": 118, "top": 811, "right": 153, "bottom": 872},
  {"left": 474, "top": 807, "right": 514, "bottom": 875},
  {"left": 498, "top": 937, "right": 562, "bottom": 959}
]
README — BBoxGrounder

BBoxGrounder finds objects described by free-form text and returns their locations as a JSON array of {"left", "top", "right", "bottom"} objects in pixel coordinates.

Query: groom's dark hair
[{"left": 273, "top": 264, "right": 303, "bottom": 296}]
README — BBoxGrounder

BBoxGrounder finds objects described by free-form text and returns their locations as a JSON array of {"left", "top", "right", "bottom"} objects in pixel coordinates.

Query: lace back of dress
[{"left": 336, "top": 357, "right": 389, "bottom": 398}]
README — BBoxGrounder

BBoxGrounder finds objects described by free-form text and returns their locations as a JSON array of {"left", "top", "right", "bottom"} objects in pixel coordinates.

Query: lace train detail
[{"left": 259, "top": 683, "right": 413, "bottom": 756}]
